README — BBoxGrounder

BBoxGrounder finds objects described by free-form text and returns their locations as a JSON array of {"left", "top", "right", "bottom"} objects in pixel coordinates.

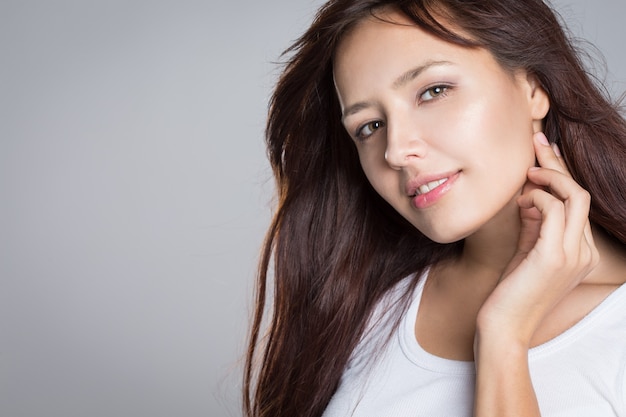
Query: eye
[
  {"left": 356, "top": 120, "right": 385, "bottom": 141},
  {"left": 420, "top": 85, "right": 449, "bottom": 102}
]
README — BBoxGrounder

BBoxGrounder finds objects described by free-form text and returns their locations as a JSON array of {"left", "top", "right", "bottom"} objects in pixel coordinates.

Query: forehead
[{"left": 333, "top": 10, "right": 504, "bottom": 107}]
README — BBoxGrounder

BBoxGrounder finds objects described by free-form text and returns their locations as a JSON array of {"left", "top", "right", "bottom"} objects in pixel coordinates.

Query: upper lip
[{"left": 405, "top": 171, "right": 459, "bottom": 196}]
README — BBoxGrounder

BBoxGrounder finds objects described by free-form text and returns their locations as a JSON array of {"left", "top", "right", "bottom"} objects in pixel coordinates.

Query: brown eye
[
  {"left": 357, "top": 120, "right": 384, "bottom": 140},
  {"left": 420, "top": 85, "right": 449, "bottom": 102}
]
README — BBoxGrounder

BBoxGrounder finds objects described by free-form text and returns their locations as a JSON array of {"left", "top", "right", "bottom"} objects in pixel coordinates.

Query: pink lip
[{"left": 409, "top": 171, "right": 460, "bottom": 209}]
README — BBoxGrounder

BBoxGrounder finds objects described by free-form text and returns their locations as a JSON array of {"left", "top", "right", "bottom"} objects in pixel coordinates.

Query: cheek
[
  {"left": 463, "top": 95, "right": 536, "bottom": 167},
  {"left": 477, "top": 134, "right": 535, "bottom": 186},
  {"left": 482, "top": 138, "right": 536, "bottom": 204}
]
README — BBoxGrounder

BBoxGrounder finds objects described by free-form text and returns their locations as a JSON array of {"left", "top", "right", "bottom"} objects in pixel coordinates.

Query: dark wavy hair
[{"left": 244, "top": 1, "right": 626, "bottom": 416}]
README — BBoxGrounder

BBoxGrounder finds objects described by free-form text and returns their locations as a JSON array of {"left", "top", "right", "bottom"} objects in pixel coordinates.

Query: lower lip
[{"left": 411, "top": 172, "right": 460, "bottom": 209}]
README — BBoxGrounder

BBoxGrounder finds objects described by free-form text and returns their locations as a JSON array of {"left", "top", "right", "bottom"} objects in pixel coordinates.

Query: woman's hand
[
  {"left": 476, "top": 131, "right": 599, "bottom": 344},
  {"left": 473, "top": 132, "right": 599, "bottom": 417}
]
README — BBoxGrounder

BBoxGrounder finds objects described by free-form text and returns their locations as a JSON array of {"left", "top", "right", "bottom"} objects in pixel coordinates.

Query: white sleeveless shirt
[{"left": 323, "top": 272, "right": 626, "bottom": 416}]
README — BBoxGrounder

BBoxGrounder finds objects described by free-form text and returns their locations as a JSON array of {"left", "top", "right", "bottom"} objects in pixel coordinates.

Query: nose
[{"left": 384, "top": 117, "right": 428, "bottom": 169}]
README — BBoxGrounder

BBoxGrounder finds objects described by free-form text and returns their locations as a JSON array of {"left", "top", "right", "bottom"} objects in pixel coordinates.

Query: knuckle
[
  {"left": 576, "top": 188, "right": 591, "bottom": 205},
  {"left": 545, "top": 198, "right": 563, "bottom": 212}
]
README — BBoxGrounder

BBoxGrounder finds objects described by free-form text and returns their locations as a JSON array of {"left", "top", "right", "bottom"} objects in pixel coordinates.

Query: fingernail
[
  {"left": 551, "top": 143, "right": 562, "bottom": 157},
  {"left": 535, "top": 132, "right": 549, "bottom": 146}
]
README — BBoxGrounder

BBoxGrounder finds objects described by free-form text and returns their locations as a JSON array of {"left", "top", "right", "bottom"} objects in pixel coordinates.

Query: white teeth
[{"left": 415, "top": 178, "right": 447, "bottom": 196}]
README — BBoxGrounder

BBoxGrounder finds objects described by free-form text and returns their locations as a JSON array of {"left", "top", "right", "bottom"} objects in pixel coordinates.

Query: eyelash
[
  {"left": 353, "top": 84, "right": 451, "bottom": 141},
  {"left": 355, "top": 120, "right": 385, "bottom": 141},
  {"left": 419, "top": 84, "right": 450, "bottom": 102}
]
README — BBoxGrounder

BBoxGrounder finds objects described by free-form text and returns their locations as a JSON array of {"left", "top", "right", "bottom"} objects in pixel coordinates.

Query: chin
[
  {"left": 426, "top": 234, "right": 467, "bottom": 245},
  {"left": 414, "top": 224, "right": 470, "bottom": 245}
]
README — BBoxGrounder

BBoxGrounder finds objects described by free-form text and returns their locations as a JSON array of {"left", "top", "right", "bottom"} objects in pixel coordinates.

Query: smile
[
  {"left": 414, "top": 178, "right": 448, "bottom": 196},
  {"left": 409, "top": 171, "right": 460, "bottom": 209}
]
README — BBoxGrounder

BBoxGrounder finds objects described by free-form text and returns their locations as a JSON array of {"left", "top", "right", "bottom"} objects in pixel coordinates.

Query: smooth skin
[
  {"left": 473, "top": 132, "right": 599, "bottom": 416},
  {"left": 334, "top": 9, "right": 626, "bottom": 416}
]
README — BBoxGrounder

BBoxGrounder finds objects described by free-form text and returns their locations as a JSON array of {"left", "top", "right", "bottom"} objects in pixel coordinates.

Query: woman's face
[{"left": 333, "top": 10, "right": 549, "bottom": 243}]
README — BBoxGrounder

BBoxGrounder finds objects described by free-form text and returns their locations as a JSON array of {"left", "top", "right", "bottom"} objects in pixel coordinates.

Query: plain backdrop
[{"left": 1, "top": 1, "right": 624, "bottom": 416}]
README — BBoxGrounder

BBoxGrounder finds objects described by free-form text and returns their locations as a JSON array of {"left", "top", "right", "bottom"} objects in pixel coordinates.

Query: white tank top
[{"left": 323, "top": 272, "right": 626, "bottom": 416}]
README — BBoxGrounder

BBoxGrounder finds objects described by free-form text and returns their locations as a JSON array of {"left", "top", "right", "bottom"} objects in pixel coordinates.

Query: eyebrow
[{"left": 341, "top": 60, "right": 453, "bottom": 120}]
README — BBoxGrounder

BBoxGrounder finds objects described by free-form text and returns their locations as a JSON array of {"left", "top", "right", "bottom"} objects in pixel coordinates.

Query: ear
[{"left": 524, "top": 73, "right": 550, "bottom": 133}]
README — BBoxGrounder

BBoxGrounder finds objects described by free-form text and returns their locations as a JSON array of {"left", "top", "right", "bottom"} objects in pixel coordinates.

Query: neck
[
  {"left": 451, "top": 198, "right": 626, "bottom": 288},
  {"left": 457, "top": 199, "right": 522, "bottom": 281},
  {"left": 585, "top": 226, "right": 626, "bottom": 286}
]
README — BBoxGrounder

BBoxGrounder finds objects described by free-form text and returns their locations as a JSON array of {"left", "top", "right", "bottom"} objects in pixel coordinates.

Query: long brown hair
[{"left": 244, "top": 1, "right": 626, "bottom": 416}]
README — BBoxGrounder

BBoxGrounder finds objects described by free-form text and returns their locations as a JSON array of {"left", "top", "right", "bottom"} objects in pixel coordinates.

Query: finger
[
  {"left": 551, "top": 142, "right": 570, "bottom": 172},
  {"left": 526, "top": 166, "right": 587, "bottom": 203},
  {"left": 582, "top": 222, "right": 595, "bottom": 253},
  {"left": 534, "top": 132, "right": 568, "bottom": 174},
  {"left": 580, "top": 221, "right": 600, "bottom": 273},
  {"left": 525, "top": 167, "right": 591, "bottom": 249},
  {"left": 517, "top": 187, "right": 565, "bottom": 251},
  {"left": 518, "top": 188, "right": 592, "bottom": 281}
]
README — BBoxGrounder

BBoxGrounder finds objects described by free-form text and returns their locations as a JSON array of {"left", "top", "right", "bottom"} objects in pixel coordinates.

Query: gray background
[{"left": 1, "top": 1, "right": 624, "bottom": 416}]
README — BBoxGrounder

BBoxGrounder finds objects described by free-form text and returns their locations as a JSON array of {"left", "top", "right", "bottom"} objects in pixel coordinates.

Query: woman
[{"left": 244, "top": 0, "right": 626, "bottom": 416}]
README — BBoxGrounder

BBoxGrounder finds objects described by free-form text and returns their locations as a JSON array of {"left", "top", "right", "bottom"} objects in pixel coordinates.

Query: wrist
[
  {"left": 474, "top": 325, "right": 531, "bottom": 361},
  {"left": 475, "top": 301, "right": 541, "bottom": 350}
]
